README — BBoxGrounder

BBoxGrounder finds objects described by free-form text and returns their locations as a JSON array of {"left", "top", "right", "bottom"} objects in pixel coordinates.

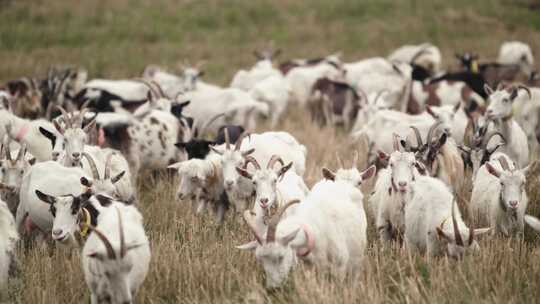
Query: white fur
[{"left": 388, "top": 43, "right": 442, "bottom": 74}]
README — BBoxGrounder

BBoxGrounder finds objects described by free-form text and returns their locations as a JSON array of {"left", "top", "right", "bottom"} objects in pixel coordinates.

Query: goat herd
[{"left": 0, "top": 40, "right": 539, "bottom": 301}]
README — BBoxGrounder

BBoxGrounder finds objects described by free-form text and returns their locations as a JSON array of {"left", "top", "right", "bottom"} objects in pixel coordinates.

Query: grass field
[{"left": 2, "top": 0, "right": 540, "bottom": 303}]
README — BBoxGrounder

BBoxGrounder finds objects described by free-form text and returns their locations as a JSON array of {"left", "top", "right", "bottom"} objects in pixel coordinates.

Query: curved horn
[
  {"left": 117, "top": 208, "right": 127, "bottom": 258},
  {"left": 87, "top": 226, "right": 116, "bottom": 259},
  {"left": 498, "top": 156, "right": 511, "bottom": 171},
  {"left": 267, "top": 155, "right": 285, "bottom": 170},
  {"left": 135, "top": 78, "right": 161, "bottom": 100},
  {"left": 266, "top": 199, "right": 301, "bottom": 243},
  {"left": 198, "top": 113, "right": 225, "bottom": 138},
  {"left": 56, "top": 105, "right": 72, "bottom": 128},
  {"left": 516, "top": 84, "right": 532, "bottom": 100},
  {"left": 410, "top": 126, "right": 423, "bottom": 148},
  {"left": 410, "top": 45, "right": 431, "bottom": 65},
  {"left": 104, "top": 152, "right": 115, "bottom": 180},
  {"left": 243, "top": 156, "right": 261, "bottom": 170},
  {"left": 427, "top": 121, "right": 442, "bottom": 146},
  {"left": 82, "top": 152, "right": 100, "bottom": 180},
  {"left": 481, "top": 131, "right": 505, "bottom": 149},
  {"left": 243, "top": 210, "right": 263, "bottom": 245},
  {"left": 235, "top": 132, "right": 250, "bottom": 151},
  {"left": 4, "top": 142, "right": 11, "bottom": 162},
  {"left": 392, "top": 133, "right": 401, "bottom": 152},
  {"left": 16, "top": 144, "right": 26, "bottom": 161},
  {"left": 452, "top": 200, "right": 464, "bottom": 246},
  {"left": 76, "top": 99, "right": 92, "bottom": 127}
]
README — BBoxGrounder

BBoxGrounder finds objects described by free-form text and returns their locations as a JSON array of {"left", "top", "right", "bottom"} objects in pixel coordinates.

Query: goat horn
[
  {"left": 516, "top": 84, "right": 532, "bottom": 100},
  {"left": 56, "top": 105, "right": 72, "bottom": 128},
  {"left": 481, "top": 131, "right": 505, "bottom": 150},
  {"left": 82, "top": 152, "right": 100, "bottom": 180},
  {"left": 224, "top": 128, "right": 231, "bottom": 150},
  {"left": 243, "top": 210, "right": 263, "bottom": 245},
  {"left": 16, "top": 144, "right": 26, "bottom": 162},
  {"left": 427, "top": 121, "right": 442, "bottom": 146},
  {"left": 243, "top": 156, "right": 261, "bottom": 170},
  {"left": 352, "top": 150, "right": 359, "bottom": 168},
  {"left": 135, "top": 78, "right": 160, "bottom": 100},
  {"left": 117, "top": 208, "right": 127, "bottom": 258},
  {"left": 452, "top": 199, "right": 464, "bottom": 246},
  {"left": 410, "top": 126, "right": 423, "bottom": 148},
  {"left": 87, "top": 225, "right": 116, "bottom": 259},
  {"left": 468, "top": 225, "right": 475, "bottom": 246},
  {"left": 335, "top": 152, "right": 344, "bottom": 168},
  {"left": 4, "top": 141, "right": 11, "bottom": 162},
  {"left": 498, "top": 156, "right": 511, "bottom": 171},
  {"left": 266, "top": 199, "right": 301, "bottom": 243},
  {"left": 198, "top": 113, "right": 225, "bottom": 138},
  {"left": 104, "top": 152, "right": 115, "bottom": 179},
  {"left": 267, "top": 155, "right": 285, "bottom": 170},
  {"left": 235, "top": 132, "right": 250, "bottom": 151},
  {"left": 392, "top": 133, "right": 401, "bottom": 152},
  {"left": 77, "top": 99, "right": 93, "bottom": 128},
  {"left": 410, "top": 46, "right": 431, "bottom": 65}
]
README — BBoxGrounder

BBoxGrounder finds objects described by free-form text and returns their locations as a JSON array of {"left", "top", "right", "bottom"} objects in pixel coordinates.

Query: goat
[
  {"left": 470, "top": 154, "right": 528, "bottom": 237},
  {"left": 4, "top": 77, "right": 43, "bottom": 119},
  {"left": 404, "top": 180, "right": 490, "bottom": 259},
  {"left": 231, "top": 46, "right": 283, "bottom": 92},
  {"left": 497, "top": 41, "right": 535, "bottom": 79},
  {"left": 176, "top": 124, "right": 245, "bottom": 160},
  {"left": 74, "top": 79, "right": 152, "bottom": 113},
  {"left": 484, "top": 83, "right": 530, "bottom": 168},
  {"left": 211, "top": 131, "right": 307, "bottom": 213},
  {"left": 455, "top": 52, "right": 523, "bottom": 88},
  {"left": 308, "top": 77, "right": 364, "bottom": 130},
  {"left": 239, "top": 180, "right": 366, "bottom": 288},
  {"left": 321, "top": 151, "right": 376, "bottom": 190},
  {"left": 236, "top": 155, "right": 309, "bottom": 239},
  {"left": 0, "top": 140, "right": 30, "bottom": 215},
  {"left": 82, "top": 206, "right": 150, "bottom": 304},
  {"left": 168, "top": 152, "right": 229, "bottom": 224},
  {"left": 0, "top": 199, "right": 17, "bottom": 294}
]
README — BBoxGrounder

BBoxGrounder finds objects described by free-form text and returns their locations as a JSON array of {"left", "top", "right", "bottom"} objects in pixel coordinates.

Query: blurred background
[{"left": 0, "top": 0, "right": 539, "bottom": 83}]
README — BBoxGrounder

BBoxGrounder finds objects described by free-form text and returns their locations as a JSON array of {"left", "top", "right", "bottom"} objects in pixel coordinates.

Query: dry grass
[{"left": 2, "top": 0, "right": 540, "bottom": 303}]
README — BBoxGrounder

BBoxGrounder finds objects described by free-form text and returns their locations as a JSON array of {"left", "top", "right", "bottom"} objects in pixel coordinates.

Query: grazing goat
[
  {"left": 470, "top": 154, "right": 528, "bottom": 237},
  {"left": 404, "top": 179, "right": 490, "bottom": 259},
  {"left": 82, "top": 206, "right": 150, "bottom": 304},
  {"left": 240, "top": 180, "right": 366, "bottom": 288},
  {"left": 168, "top": 151, "right": 229, "bottom": 224},
  {"left": 484, "top": 83, "right": 530, "bottom": 168}
]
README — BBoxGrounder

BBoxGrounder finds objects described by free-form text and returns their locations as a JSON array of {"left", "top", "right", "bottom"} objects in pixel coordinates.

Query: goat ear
[
  {"left": 28, "top": 158, "right": 36, "bottom": 166},
  {"left": 524, "top": 215, "right": 540, "bottom": 232},
  {"left": 80, "top": 177, "right": 93, "bottom": 188},
  {"left": 39, "top": 127, "right": 56, "bottom": 145},
  {"left": 236, "top": 167, "right": 252, "bottom": 179},
  {"left": 361, "top": 165, "right": 376, "bottom": 181},
  {"left": 436, "top": 227, "right": 452, "bottom": 242},
  {"left": 35, "top": 190, "right": 56, "bottom": 205},
  {"left": 278, "top": 162, "right": 293, "bottom": 178},
  {"left": 322, "top": 168, "right": 336, "bottom": 181},
  {"left": 484, "top": 84, "right": 494, "bottom": 96},
  {"left": 242, "top": 148, "right": 255, "bottom": 157},
  {"left": 437, "top": 133, "right": 447, "bottom": 148},
  {"left": 111, "top": 171, "right": 125, "bottom": 184},
  {"left": 280, "top": 227, "right": 300, "bottom": 246},
  {"left": 174, "top": 142, "right": 187, "bottom": 150},
  {"left": 236, "top": 240, "right": 258, "bottom": 251},
  {"left": 167, "top": 162, "right": 183, "bottom": 170},
  {"left": 485, "top": 162, "right": 500, "bottom": 178}
]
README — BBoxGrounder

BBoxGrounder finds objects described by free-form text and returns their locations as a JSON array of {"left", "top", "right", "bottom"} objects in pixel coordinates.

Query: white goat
[
  {"left": 404, "top": 177, "right": 490, "bottom": 259},
  {"left": 470, "top": 153, "right": 528, "bottom": 237},
  {"left": 230, "top": 49, "right": 283, "bottom": 91},
  {"left": 249, "top": 74, "right": 290, "bottom": 128},
  {"left": 235, "top": 155, "right": 309, "bottom": 240},
  {"left": 0, "top": 141, "right": 31, "bottom": 215},
  {"left": 497, "top": 41, "right": 535, "bottom": 78},
  {"left": 484, "top": 84, "right": 530, "bottom": 168},
  {"left": 388, "top": 43, "right": 442, "bottom": 74},
  {"left": 239, "top": 180, "right": 366, "bottom": 288},
  {"left": 0, "top": 199, "right": 18, "bottom": 294},
  {"left": 321, "top": 151, "right": 376, "bottom": 191},
  {"left": 168, "top": 151, "right": 229, "bottom": 224},
  {"left": 211, "top": 131, "right": 307, "bottom": 213},
  {"left": 82, "top": 205, "right": 150, "bottom": 304}
]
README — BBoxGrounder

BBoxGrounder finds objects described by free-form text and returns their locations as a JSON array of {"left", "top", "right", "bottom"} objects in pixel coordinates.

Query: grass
[{"left": 2, "top": 0, "right": 540, "bottom": 303}]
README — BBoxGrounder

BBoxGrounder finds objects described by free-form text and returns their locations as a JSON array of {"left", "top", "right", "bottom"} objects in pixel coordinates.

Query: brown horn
[
  {"left": 104, "top": 152, "right": 115, "bottom": 180},
  {"left": 266, "top": 199, "right": 301, "bottom": 243},
  {"left": 243, "top": 156, "right": 261, "bottom": 170},
  {"left": 117, "top": 208, "right": 127, "bottom": 258},
  {"left": 4, "top": 142, "right": 11, "bottom": 162},
  {"left": 481, "top": 131, "right": 505, "bottom": 149},
  {"left": 267, "top": 155, "right": 285, "bottom": 170},
  {"left": 235, "top": 132, "right": 250, "bottom": 151},
  {"left": 16, "top": 144, "right": 26, "bottom": 162},
  {"left": 82, "top": 152, "right": 100, "bottom": 180},
  {"left": 452, "top": 200, "right": 464, "bottom": 246},
  {"left": 87, "top": 226, "right": 116, "bottom": 259},
  {"left": 392, "top": 133, "right": 401, "bottom": 152},
  {"left": 242, "top": 210, "right": 263, "bottom": 245},
  {"left": 427, "top": 121, "right": 442, "bottom": 146},
  {"left": 410, "top": 126, "right": 423, "bottom": 148},
  {"left": 498, "top": 156, "right": 511, "bottom": 171}
]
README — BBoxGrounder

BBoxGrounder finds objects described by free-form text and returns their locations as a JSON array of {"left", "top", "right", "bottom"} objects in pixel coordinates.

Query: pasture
[{"left": 1, "top": 0, "right": 540, "bottom": 303}]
